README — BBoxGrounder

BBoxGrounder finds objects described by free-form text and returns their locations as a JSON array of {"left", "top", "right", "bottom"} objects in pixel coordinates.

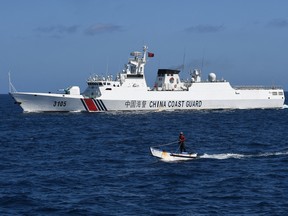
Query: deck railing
[{"left": 233, "top": 86, "right": 283, "bottom": 90}]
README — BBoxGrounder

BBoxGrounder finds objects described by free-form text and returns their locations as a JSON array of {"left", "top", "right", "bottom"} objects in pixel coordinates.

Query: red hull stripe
[{"left": 83, "top": 98, "right": 98, "bottom": 111}]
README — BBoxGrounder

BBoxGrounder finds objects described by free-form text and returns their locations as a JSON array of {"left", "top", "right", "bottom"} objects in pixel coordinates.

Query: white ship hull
[
  {"left": 11, "top": 92, "right": 85, "bottom": 112},
  {"left": 11, "top": 86, "right": 284, "bottom": 112},
  {"left": 10, "top": 46, "right": 285, "bottom": 112}
]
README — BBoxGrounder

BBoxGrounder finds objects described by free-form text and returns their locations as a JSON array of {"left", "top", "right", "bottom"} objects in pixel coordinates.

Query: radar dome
[{"left": 208, "top": 73, "right": 216, "bottom": 82}]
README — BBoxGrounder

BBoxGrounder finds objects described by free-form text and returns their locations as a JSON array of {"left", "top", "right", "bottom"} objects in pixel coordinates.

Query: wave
[
  {"left": 283, "top": 104, "right": 288, "bottom": 109},
  {"left": 199, "top": 151, "right": 288, "bottom": 160}
]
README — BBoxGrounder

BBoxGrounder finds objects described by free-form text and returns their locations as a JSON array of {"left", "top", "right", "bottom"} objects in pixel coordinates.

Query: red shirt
[{"left": 179, "top": 134, "right": 185, "bottom": 142}]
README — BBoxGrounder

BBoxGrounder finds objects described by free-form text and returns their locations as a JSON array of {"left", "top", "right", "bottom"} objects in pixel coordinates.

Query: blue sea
[{"left": 1, "top": 94, "right": 288, "bottom": 215}]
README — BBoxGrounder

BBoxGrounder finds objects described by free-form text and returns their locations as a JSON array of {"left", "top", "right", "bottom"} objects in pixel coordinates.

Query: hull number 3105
[{"left": 53, "top": 101, "right": 67, "bottom": 107}]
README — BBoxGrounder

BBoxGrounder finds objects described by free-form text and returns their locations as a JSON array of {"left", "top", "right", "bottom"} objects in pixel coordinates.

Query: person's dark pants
[{"left": 179, "top": 142, "right": 186, "bottom": 153}]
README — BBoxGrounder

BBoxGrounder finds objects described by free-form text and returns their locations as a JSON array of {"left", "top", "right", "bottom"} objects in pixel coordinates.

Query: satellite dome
[{"left": 208, "top": 73, "right": 216, "bottom": 82}]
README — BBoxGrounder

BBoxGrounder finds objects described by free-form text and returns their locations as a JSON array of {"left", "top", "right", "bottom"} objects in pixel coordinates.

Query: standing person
[{"left": 178, "top": 132, "right": 186, "bottom": 153}]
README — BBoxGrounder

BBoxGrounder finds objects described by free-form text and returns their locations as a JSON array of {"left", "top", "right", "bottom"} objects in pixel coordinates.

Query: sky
[{"left": 1, "top": 0, "right": 288, "bottom": 94}]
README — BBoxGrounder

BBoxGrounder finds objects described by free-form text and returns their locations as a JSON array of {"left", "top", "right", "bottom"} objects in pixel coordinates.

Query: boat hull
[
  {"left": 150, "top": 147, "right": 197, "bottom": 161},
  {"left": 10, "top": 92, "right": 107, "bottom": 112},
  {"left": 11, "top": 87, "right": 285, "bottom": 113}
]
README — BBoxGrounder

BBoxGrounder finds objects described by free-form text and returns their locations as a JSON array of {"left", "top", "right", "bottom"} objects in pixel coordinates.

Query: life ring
[{"left": 169, "top": 77, "right": 174, "bottom": 83}]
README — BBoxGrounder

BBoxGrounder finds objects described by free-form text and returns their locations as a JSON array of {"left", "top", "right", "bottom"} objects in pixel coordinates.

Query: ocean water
[{"left": 1, "top": 94, "right": 288, "bottom": 215}]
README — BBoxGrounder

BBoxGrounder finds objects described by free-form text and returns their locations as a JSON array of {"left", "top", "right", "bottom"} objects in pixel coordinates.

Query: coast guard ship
[{"left": 10, "top": 46, "right": 285, "bottom": 112}]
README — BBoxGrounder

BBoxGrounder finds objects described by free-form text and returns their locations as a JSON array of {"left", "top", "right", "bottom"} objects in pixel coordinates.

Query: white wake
[{"left": 198, "top": 151, "right": 288, "bottom": 160}]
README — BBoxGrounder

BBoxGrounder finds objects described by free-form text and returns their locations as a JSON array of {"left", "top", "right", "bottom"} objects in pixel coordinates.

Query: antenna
[
  {"left": 106, "top": 57, "right": 109, "bottom": 82},
  {"left": 182, "top": 48, "right": 186, "bottom": 74},
  {"left": 8, "top": 71, "right": 17, "bottom": 93},
  {"left": 201, "top": 49, "right": 205, "bottom": 73}
]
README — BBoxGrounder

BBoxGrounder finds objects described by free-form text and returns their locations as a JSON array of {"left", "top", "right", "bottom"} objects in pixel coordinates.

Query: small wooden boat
[{"left": 150, "top": 147, "right": 198, "bottom": 162}]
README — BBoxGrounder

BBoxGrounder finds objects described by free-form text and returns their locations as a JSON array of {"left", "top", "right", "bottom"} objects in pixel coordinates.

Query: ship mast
[
  {"left": 128, "top": 45, "right": 148, "bottom": 75},
  {"left": 143, "top": 45, "right": 147, "bottom": 64}
]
